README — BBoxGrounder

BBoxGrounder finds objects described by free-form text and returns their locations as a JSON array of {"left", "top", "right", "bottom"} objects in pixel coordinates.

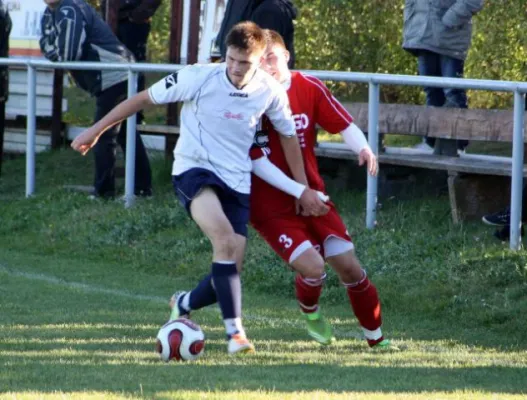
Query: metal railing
[{"left": 1, "top": 57, "right": 526, "bottom": 250}]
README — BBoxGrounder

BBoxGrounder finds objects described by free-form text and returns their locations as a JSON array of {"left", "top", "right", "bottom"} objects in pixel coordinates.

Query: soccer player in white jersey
[{"left": 71, "top": 21, "right": 328, "bottom": 354}]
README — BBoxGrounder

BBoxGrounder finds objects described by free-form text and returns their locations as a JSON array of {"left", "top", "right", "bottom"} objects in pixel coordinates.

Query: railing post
[
  {"left": 510, "top": 90, "right": 525, "bottom": 250},
  {"left": 366, "top": 82, "right": 380, "bottom": 229},
  {"left": 124, "top": 70, "right": 138, "bottom": 208},
  {"left": 26, "top": 64, "right": 37, "bottom": 197}
]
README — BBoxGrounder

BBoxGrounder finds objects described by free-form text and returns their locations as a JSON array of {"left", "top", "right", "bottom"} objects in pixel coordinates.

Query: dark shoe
[
  {"left": 482, "top": 208, "right": 510, "bottom": 226},
  {"left": 135, "top": 188, "right": 152, "bottom": 198},
  {"left": 433, "top": 139, "right": 458, "bottom": 156},
  {"left": 88, "top": 190, "right": 115, "bottom": 200},
  {"left": 493, "top": 225, "right": 524, "bottom": 241}
]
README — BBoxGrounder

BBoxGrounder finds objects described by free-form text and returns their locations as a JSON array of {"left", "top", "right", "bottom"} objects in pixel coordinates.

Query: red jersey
[{"left": 250, "top": 71, "right": 353, "bottom": 223}]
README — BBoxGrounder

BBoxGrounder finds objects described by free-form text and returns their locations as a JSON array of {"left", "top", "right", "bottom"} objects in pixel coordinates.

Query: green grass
[{"left": 0, "top": 150, "right": 526, "bottom": 399}]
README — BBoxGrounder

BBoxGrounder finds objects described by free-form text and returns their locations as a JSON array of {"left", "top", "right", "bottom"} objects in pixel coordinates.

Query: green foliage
[{"left": 294, "top": 0, "right": 527, "bottom": 108}]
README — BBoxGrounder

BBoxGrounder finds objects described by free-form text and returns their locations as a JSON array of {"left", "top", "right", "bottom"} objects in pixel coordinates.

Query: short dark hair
[
  {"left": 263, "top": 29, "right": 287, "bottom": 50},
  {"left": 225, "top": 21, "right": 266, "bottom": 54}
]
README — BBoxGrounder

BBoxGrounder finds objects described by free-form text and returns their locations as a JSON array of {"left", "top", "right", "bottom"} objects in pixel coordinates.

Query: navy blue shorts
[{"left": 172, "top": 168, "right": 250, "bottom": 237}]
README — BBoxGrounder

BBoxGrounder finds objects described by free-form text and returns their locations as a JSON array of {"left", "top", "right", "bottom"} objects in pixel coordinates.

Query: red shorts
[{"left": 251, "top": 206, "right": 352, "bottom": 263}]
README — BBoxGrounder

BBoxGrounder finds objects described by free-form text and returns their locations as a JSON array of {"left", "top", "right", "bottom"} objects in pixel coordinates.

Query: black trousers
[
  {"left": 0, "top": 101, "right": 4, "bottom": 176},
  {"left": 117, "top": 20, "right": 150, "bottom": 92},
  {"left": 92, "top": 81, "right": 152, "bottom": 197}
]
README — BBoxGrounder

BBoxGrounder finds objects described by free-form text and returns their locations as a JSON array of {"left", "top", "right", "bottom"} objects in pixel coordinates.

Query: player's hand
[
  {"left": 298, "top": 188, "right": 330, "bottom": 217},
  {"left": 358, "top": 147, "right": 378, "bottom": 177},
  {"left": 71, "top": 128, "right": 100, "bottom": 156}
]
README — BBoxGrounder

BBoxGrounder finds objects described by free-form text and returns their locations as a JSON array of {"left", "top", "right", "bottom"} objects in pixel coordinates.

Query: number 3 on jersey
[{"left": 278, "top": 234, "right": 293, "bottom": 249}]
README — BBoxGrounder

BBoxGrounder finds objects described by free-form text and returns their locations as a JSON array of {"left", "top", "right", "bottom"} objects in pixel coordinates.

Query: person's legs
[
  {"left": 326, "top": 247, "right": 389, "bottom": 348},
  {"left": 253, "top": 216, "right": 333, "bottom": 345},
  {"left": 169, "top": 170, "right": 253, "bottom": 353},
  {"left": 92, "top": 83, "right": 126, "bottom": 197},
  {"left": 440, "top": 54, "right": 469, "bottom": 150},
  {"left": 0, "top": 101, "right": 5, "bottom": 176},
  {"left": 172, "top": 230, "right": 246, "bottom": 317},
  {"left": 417, "top": 50, "right": 445, "bottom": 148},
  {"left": 116, "top": 117, "right": 152, "bottom": 196},
  {"left": 290, "top": 247, "right": 334, "bottom": 345}
]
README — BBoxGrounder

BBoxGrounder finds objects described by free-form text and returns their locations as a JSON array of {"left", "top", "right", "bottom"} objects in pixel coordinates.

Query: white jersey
[{"left": 148, "top": 63, "right": 296, "bottom": 194}]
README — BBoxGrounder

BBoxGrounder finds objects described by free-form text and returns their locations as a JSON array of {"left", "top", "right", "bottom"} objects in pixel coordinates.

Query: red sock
[
  {"left": 295, "top": 273, "right": 325, "bottom": 314},
  {"left": 345, "top": 270, "right": 383, "bottom": 347}
]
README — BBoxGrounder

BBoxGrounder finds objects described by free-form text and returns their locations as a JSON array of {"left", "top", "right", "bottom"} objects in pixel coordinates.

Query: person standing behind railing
[
  {"left": 100, "top": 0, "right": 161, "bottom": 99},
  {"left": 214, "top": 0, "right": 297, "bottom": 68},
  {"left": 0, "top": 0, "right": 11, "bottom": 177},
  {"left": 402, "top": 0, "right": 484, "bottom": 155},
  {"left": 39, "top": 0, "right": 152, "bottom": 199}
]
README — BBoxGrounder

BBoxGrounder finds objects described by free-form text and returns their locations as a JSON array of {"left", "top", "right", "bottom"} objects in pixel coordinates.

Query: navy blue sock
[
  {"left": 211, "top": 262, "right": 241, "bottom": 319},
  {"left": 188, "top": 273, "right": 217, "bottom": 310}
]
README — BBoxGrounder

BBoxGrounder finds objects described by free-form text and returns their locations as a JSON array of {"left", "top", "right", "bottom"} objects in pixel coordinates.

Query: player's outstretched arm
[
  {"left": 71, "top": 90, "right": 154, "bottom": 156},
  {"left": 251, "top": 157, "right": 329, "bottom": 202},
  {"left": 342, "top": 123, "right": 378, "bottom": 177}
]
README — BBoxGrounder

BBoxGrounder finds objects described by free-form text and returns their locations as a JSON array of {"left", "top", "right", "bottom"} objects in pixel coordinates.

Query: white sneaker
[
  {"left": 168, "top": 291, "right": 190, "bottom": 320},
  {"left": 227, "top": 333, "right": 255, "bottom": 355},
  {"left": 412, "top": 142, "right": 433, "bottom": 153}
]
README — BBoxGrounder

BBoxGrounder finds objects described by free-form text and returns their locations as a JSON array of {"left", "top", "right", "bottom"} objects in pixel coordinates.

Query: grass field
[{"left": 1, "top": 150, "right": 526, "bottom": 399}]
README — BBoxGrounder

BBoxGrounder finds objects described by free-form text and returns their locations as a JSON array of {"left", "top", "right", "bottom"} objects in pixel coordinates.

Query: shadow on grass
[{"left": 1, "top": 356, "right": 525, "bottom": 394}]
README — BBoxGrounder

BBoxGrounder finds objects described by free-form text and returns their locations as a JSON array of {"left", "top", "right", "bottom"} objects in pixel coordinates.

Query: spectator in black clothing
[
  {"left": 101, "top": 0, "right": 162, "bottom": 96},
  {"left": 40, "top": 0, "right": 152, "bottom": 198},
  {"left": 215, "top": 0, "right": 297, "bottom": 68},
  {"left": 0, "top": 0, "right": 11, "bottom": 176}
]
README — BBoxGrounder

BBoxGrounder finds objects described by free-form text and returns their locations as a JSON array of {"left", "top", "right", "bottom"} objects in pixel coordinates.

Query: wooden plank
[
  {"left": 6, "top": 96, "right": 68, "bottom": 117},
  {"left": 314, "top": 143, "right": 527, "bottom": 177},
  {"left": 5, "top": 132, "right": 53, "bottom": 145},
  {"left": 8, "top": 83, "right": 55, "bottom": 95},
  {"left": 4, "top": 142, "right": 50, "bottom": 153},
  {"left": 137, "top": 124, "right": 180, "bottom": 135},
  {"left": 342, "top": 102, "right": 525, "bottom": 142}
]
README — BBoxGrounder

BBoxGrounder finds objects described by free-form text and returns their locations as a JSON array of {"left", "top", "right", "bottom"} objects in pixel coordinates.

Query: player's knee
[
  {"left": 212, "top": 233, "right": 238, "bottom": 259},
  {"left": 294, "top": 255, "right": 325, "bottom": 280},
  {"left": 336, "top": 259, "right": 364, "bottom": 284}
]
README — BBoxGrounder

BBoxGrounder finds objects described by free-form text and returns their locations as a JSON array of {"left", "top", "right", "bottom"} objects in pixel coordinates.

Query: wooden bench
[
  {"left": 135, "top": 102, "right": 526, "bottom": 223},
  {"left": 317, "top": 103, "right": 527, "bottom": 222}
]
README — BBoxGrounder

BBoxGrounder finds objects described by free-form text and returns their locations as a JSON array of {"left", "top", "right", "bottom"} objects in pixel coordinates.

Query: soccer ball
[{"left": 155, "top": 318, "right": 205, "bottom": 362}]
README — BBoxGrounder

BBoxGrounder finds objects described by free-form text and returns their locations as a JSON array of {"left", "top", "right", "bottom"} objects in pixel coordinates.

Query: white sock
[
  {"left": 180, "top": 292, "right": 191, "bottom": 312},
  {"left": 224, "top": 318, "right": 245, "bottom": 337},
  {"left": 362, "top": 327, "right": 383, "bottom": 341}
]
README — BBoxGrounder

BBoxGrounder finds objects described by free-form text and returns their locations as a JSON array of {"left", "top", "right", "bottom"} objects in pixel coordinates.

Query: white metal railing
[{"left": 0, "top": 57, "right": 525, "bottom": 250}]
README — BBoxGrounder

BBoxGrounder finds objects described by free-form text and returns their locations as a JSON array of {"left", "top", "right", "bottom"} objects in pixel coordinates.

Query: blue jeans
[{"left": 417, "top": 50, "right": 468, "bottom": 149}]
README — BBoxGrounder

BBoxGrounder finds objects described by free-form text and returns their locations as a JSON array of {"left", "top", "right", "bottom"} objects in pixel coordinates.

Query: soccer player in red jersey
[{"left": 249, "top": 29, "right": 395, "bottom": 349}]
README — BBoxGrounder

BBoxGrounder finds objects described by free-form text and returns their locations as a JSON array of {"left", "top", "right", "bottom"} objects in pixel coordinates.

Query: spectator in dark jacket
[
  {"left": 402, "top": 0, "right": 484, "bottom": 155},
  {"left": 0, "top": 0, "right": 11, "bottom": 176},
  {"left": 101, "top": 0, "right": 162, "bottom": 136},
  {"left": 40, "top": 0, "right": 152, "bottom": 198},
  {"left": 215, "top": 0, "right": 297, "bottom": 68},
  {"left": 100, "top": 0, "right": 161, "bottom": 63}
]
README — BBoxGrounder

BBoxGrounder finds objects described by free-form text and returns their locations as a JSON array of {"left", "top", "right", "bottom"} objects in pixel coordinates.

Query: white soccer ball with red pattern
[{"left": 155, "top": 318, "right": 205, "bottom": 362}]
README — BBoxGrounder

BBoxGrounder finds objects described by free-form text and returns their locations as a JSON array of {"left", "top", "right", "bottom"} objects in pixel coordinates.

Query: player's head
[
  {"left": 262, "top": 29, "right": 290, "bottom": 84},
  {"left": 225, "top": 22, "right": 266, "bottom": 88}
]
